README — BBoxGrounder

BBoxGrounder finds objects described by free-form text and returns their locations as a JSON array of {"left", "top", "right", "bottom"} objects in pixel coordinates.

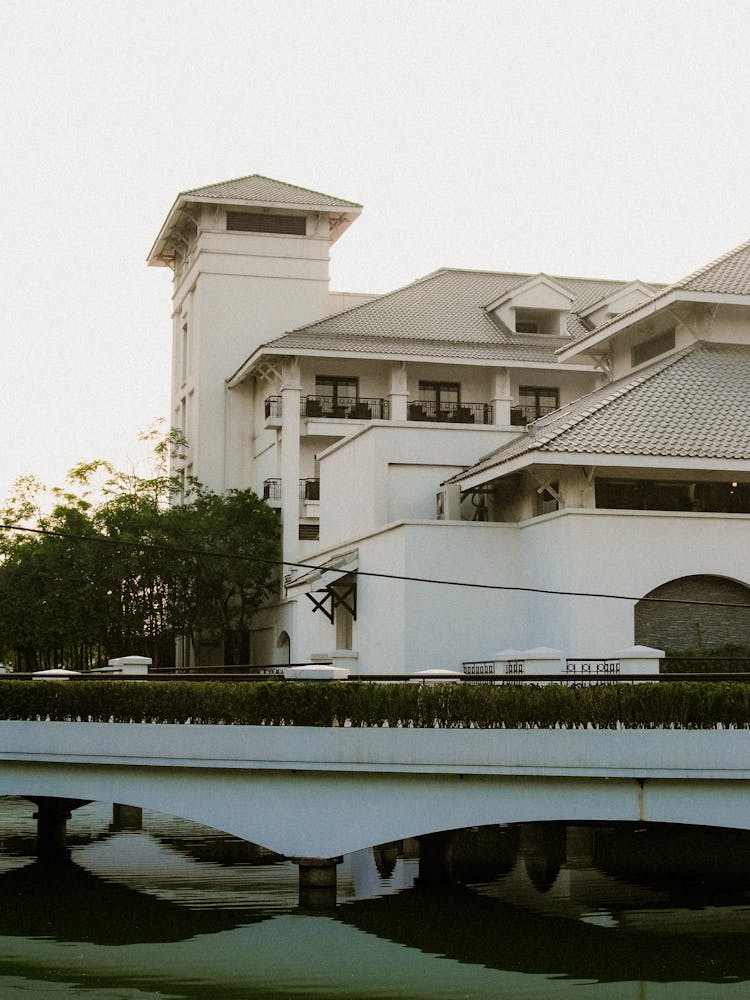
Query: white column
[
  {"left": 280, "top": 358, "right": 302, "bottom": 571},
  {"left": 389, "top": 361, "right": 408, "bottom": 421},
  {"left": 491, "top": 367, "right": 512, "bottom": 426}
]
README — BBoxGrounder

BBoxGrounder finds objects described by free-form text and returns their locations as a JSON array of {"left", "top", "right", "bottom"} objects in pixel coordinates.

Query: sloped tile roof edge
[
  {"left": 446, "top": 344, "right": 697, "bottom": 484},
  {"left": 182, "top": 172, "right": 363, "bottom": 208},
  {"left": 676, "top": 235, "right": 750, "bottom": 290}
]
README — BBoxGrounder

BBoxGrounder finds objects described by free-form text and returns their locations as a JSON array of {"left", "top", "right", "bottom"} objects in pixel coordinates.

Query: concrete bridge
[{"left": 1, "top": 721, "right": 750, "bottom": 861}]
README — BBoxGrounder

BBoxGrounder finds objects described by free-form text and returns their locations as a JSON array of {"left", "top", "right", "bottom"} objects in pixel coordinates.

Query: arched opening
[
  {"left": 276, "top": 630, "right": 291, "bottom": 665},
  {"left": 635, "top": 575, "right": 750, "bottom": 652}
]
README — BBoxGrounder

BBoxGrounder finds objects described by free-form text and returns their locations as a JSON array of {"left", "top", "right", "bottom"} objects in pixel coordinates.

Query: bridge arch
[
  {"left": 635, "top": 574, "right": 750, "bottom": 652},
  {"left": 3, "top": 764, "right": 750, "bottom": 859},
  {"left": 3, "top": 723, "right": 750, "bottom": 858}
]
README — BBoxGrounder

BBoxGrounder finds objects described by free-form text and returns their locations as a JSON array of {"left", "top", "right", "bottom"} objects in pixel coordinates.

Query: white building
[{"left": 149, "top": 174, "right": 750, "bottom": 672}]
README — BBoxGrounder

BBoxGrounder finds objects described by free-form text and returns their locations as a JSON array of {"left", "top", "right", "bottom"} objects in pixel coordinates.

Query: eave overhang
[
  {"left": 226, "top": 344, "right": 597, "bottom": 387},
  {"left": 452, "top": 448, "right": 750, "bottom": 495},
  {"left": 557, "top": 289, "right": 750, "bottom": 362},
  {"left": 147, "top": 193, "right": 362, "bottom": 267}
]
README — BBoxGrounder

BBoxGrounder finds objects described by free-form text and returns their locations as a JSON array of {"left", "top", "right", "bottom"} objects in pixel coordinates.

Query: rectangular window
[
  {"left": 336, "top": 604, "right": 353, "bottom": 649},
  {"left": 314, "top": 376, "right": 358, "bottom": 416},
  {"left": 418, "top": 381, "right": 460, "bottom": 420},
  {"left": 181, "top": 321, "right": 189, "bottom": 385},
  {"left": 631, "top": 329, "right": 675, "bottom": 367},
  {"left": 227, "top": 211, "right": 306, "bottom": 235},
  {"left": 514, "top": 309, "right": 561, "bottom": 336},
  {"left": 518, "top": 386, "right": 559, "bottom": 419},
  {"left": 596, "top": 478, "right": 750, "bottom": 514}
]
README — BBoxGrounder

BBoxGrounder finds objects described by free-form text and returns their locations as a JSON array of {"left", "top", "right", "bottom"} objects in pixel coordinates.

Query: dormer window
[
  {"left": 516, "top": 319, "right": 539, "bottom": 334},
  {"left": 514, "top": 308, "right": 563, "bottom": 336},
  {"left": 486, "top": 275, "right": 573, "bottom": 339}
]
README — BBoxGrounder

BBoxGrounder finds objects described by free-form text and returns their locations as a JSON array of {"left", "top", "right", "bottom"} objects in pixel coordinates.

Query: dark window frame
[
  {"left": 418, "top": 380, "right": 461, "bottom": 405},
  {"left": 518, "top": 385, "right": 559, "bottom": 418},
  {"left": 226, "top": 211, "right": 306, "bottom": 236},
  {"left": 631, "top": 329, "right": 675, "bottom": 367},
  {"left": 315, "top": 375, "right": 359, "bottom": 409}
]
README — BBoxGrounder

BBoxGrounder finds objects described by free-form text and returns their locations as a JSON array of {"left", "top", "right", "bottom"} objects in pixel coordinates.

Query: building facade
[{"left": 149, "top": 174, "right": 750, "bottom": 671}]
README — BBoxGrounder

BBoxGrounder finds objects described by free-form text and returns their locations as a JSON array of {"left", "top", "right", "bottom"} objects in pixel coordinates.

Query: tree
[
  {"left": 0, "top": 430, "right": 280, "bottom": 669},
  {"left": 167, "top": 486, "right": 280, "bottom": 664}
]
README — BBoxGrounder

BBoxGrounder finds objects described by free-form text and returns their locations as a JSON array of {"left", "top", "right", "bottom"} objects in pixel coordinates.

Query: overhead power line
[{"left": 1, "top": 521, "right": 749, "bottom": 611}]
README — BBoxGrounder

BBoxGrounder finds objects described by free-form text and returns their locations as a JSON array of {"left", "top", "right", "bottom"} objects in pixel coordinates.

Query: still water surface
[{"left": 1, "top": 799, "right": 750, "bottom": 998}]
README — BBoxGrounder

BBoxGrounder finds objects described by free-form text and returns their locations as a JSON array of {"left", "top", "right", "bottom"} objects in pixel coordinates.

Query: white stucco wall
[
  {"left": 318, "top": 424, "right": 513, "bottom": 548},
  {"left": 171, "top": 226, "right": 333, "bottom": 493},
  {"left": 286, "top": 507, "right": 750, "bottom": 673},
  {"left": 516, "top": 508, "right": 750, "bottom": 655}
]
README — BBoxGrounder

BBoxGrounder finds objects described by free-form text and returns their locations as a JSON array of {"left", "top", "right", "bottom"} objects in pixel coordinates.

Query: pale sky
[{"left": 2, "top": 0, "right": 749, "bottom": 503}]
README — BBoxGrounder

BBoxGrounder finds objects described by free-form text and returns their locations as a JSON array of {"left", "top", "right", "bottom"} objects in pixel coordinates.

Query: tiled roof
[
  {"left": 182, "top": 173, "right": 362, "bottom": 210},
  {"left": 451, "top": 342, "right": 750, "bottom": 482},
  {"left": 264, "top": 268, "right": 639, "bottom": 362},
  {"left": 677, "top": 237, "right": 750, "bottom": 295},
  {"left": 262, "top": 332, "right": 559, "bottom": 363}
]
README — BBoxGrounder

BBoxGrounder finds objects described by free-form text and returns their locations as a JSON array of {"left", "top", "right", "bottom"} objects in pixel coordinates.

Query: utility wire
[{"left": 1, "top": 521, "right": 750, "bottom": 611}]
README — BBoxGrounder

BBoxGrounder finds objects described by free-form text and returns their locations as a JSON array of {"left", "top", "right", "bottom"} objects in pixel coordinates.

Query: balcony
[
  {"left": 265, "top": 396, "right": 282, "bottom": 419},
  {"left": 300, "top": 478, "right": 320, "bottom": 501},
  {"left": 302, "top": 396, "right": 389, "bottom": 420},
  {"left": 510, "top": 404, "right": 557, "bottom": 426},
  {"left": 407, "top": 400, "right": 493, "bottom": 425},
  {"left": 262, "top": 479, "right": 321, "bottom": 503},
  {"left": 263, "top": 478, "right": 282, "bottom": 502}
]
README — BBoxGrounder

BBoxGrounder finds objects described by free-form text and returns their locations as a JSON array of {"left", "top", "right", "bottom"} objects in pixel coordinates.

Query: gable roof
[
  {"left": 483, "top": 272, "right": 575, "bottom": 312},
  {"left": 250, "top": 268, "right": 653, "bottom": 369},
  {"left": 450, "top": 342, "right": 750, "bottom": 485}
]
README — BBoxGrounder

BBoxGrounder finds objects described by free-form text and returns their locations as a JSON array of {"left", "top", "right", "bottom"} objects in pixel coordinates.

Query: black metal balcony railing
[
  {"left": 407, "top": 400, "right": 493, "bottom": 425},
  {"left": 302, "top": 396, "right": 389, "bottom": 420},
  {"left": 300, "top": 478, "right": 320, "bottom": 501},
  {"left": 263, "top": 478, "right": 282, "bottom": 501},
  {"left": 262, "top": 479, "right": 321, "bottom": 502},
  {"left": 510, "top": 404, "right": 557, "bottom": 426},
  {"left": 265, "top": 396, "right": 282, "bottom": 419}
]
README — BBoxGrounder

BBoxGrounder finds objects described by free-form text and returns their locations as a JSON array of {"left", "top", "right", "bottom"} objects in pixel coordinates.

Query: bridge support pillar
[
  {"left": 417, "top": 831, "right": 457, "bottom": 884},
  {"left": 31, "top": 797, "right": 88, "bottom": 862},
  {"left": 293, "top": 856, "right": 342, "bottom": 911},
  {"left": 111, "top": 804, "right": 143, "bottom": 831}
]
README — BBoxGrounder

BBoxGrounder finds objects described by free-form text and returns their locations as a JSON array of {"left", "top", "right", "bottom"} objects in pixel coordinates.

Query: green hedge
[{"left": 2, "top": 680, "right": 750, "bottom": 729}]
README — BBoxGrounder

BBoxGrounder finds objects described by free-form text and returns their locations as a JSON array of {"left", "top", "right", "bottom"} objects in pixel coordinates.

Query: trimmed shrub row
[{"left": 2, "top": 679, "right": 750, "bottom": 729}]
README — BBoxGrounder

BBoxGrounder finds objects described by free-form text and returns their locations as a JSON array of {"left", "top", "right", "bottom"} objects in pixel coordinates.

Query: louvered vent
[
  {"left": 227, "top": 212, "right": 306, "bottom": 235},
  {"left": 299, "top": 524, "right": 320, "bottom": 541}
]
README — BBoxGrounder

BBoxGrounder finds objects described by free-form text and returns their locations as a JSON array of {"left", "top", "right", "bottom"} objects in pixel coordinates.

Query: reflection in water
[{"left": 0, "top": 798, "right": 750, "bottom": 997}]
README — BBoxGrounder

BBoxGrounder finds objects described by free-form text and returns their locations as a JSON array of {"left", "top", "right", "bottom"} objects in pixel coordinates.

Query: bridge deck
[{"left": 0, "top": 722, "right": 748, "bottom": 856}]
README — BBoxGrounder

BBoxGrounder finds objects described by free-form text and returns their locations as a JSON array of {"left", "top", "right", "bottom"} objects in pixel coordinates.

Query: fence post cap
[{"left": 616, "top": 645, "right": 665, "bottom": 659}]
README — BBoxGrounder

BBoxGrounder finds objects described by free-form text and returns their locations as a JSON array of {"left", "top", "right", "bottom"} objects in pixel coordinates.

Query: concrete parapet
[{"left": 283, "top": 664, "right": 350, "bottom": 681}]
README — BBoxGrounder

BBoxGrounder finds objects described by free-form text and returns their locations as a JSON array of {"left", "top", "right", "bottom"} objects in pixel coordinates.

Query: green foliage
[
  {"left": 1, "top": 679, "right": 750, "bottom": 729},
  {"left": 0, "top": 429, "right": 279, "bottom": 669}
]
